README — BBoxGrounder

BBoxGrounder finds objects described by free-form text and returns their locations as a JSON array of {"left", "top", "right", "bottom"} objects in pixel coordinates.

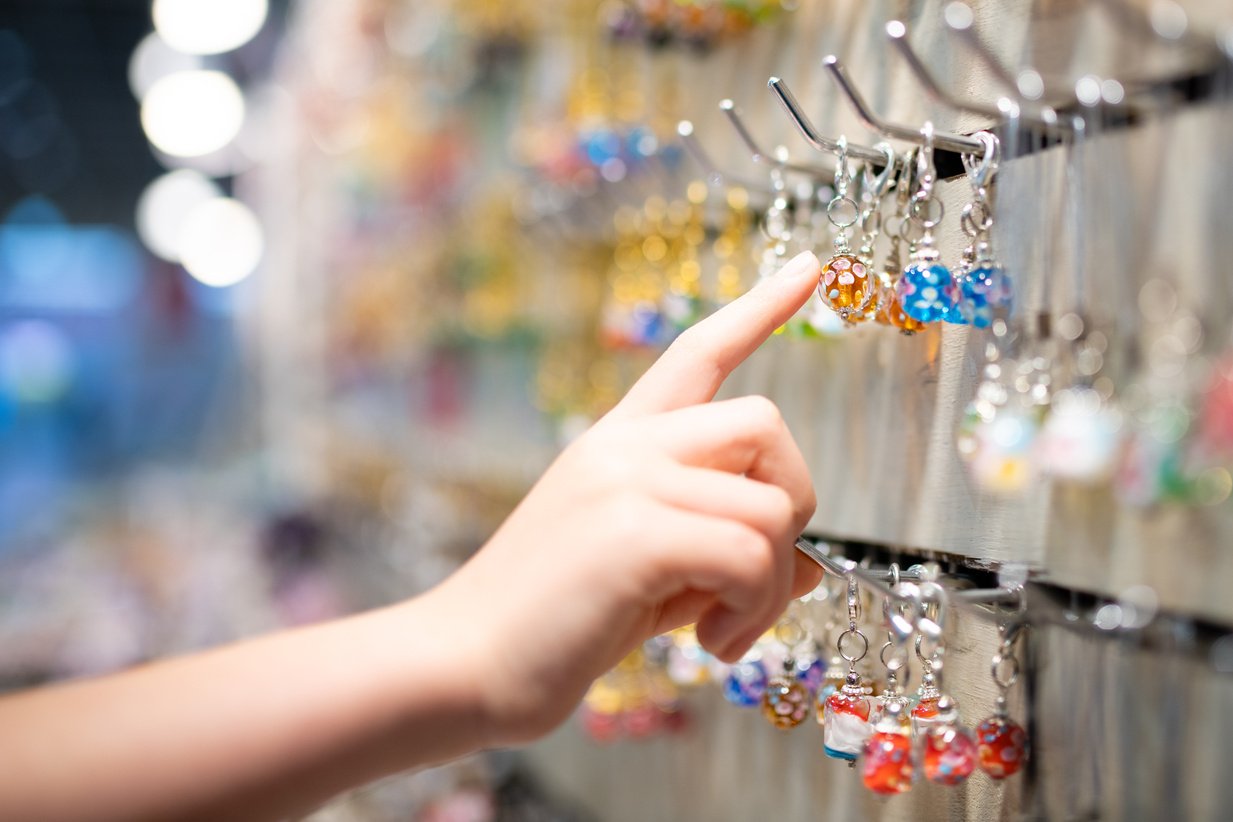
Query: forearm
[{"left": 0, "top": 590, "right": 490, "bottom": 822}]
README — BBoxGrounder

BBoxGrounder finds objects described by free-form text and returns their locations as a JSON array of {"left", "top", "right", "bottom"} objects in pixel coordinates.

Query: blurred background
[{"left": 3, "top": 0, "right": 1233, "bottom": 820}]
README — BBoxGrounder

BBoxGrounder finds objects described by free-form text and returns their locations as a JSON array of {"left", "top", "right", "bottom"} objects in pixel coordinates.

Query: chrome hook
[
  {"left": 818, "top": 55, "right": 986, "bottom": 154},
  {"left": 676, "top": 120, "right": 770, "bottom": 195},
  {"left": 717, "top": 99, "right": 833, "bottom": 178},
  {"left": 766, "top": 76, "right": 897, "bottom": 166},
  {"left": 886, "top": 20, "right": 1002, "bottom": 120},
  {"left": 942, "top": 3, "right": 1076, "bottom": 133}
]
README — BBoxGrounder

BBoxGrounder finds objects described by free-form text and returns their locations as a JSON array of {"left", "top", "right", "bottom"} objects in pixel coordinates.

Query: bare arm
[{"left": 0, "top": 251, "right": 823, "bottom": 821}]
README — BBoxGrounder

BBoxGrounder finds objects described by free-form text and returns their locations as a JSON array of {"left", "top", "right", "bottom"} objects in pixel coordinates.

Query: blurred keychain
[{"left": 760, "top": 613, "right": 813, "bottom": 729}]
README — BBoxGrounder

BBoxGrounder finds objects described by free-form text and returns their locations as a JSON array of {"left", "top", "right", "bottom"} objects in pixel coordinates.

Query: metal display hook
[
  {"left": 886, "top": 18, "right": 1073, "bottom": 138},
  {"left": 940, "top": 3, "right": 1078, "bottom": 132},
  {"left": 717, "top": 99, "right": 833, "bottom": 178},
  {"left": 675, "top": 120, "right": 770, "bottom": 195},
  {"left": 765, "top": 76, "right": 898, "bottom": 167},
  {"left": 817, "top": 55, "right": 986, "bottom": 155}
]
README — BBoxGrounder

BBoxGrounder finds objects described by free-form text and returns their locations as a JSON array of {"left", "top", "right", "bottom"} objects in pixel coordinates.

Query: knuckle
[
  {"left": 765, "top": 485, "right": 796, "bottom": 528},
  {"left": 726, "top": 524, "right": 774, "bottom": 579},
  {"left": 741, "top": 394, "right": 784, "bottom": 434}
]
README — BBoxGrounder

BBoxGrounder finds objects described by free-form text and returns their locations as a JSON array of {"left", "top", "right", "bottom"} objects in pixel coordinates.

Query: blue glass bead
[
  {"left": 722, "top": 659, "right": 768, "bottom": 707},
  {"left": 897, "top": 261, "right": 957, "bottom": 324},
  {"left": 795, "top": 657, "right": 826, "bottom": 694},
  {"left": 958, "top": 263, "right": 1013, "bottom": 328}
]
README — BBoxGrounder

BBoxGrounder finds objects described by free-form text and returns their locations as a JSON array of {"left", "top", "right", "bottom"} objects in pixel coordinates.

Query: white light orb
[
  {"left": 141, "top": 70, "right": 245, "bottom": 158},
  {"left": 128, "top": 32, "right": 202, "bottom": 100},
  {"left": 179, "top": 198, "right": 263, "bottom": 287},
  {"left": 135, "top": 169, "right": 222, "bottom": 262},
  {"left": 152, "top": 0, "right": 269, "bottom": 56}
]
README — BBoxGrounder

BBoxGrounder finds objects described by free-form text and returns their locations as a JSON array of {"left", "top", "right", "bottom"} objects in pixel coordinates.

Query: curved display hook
[
  {"left": 717, "top": 99, "right": 833, "bottom": 177},
  {"left": 766, "top": 76, "right": 899, "bottom": 166},
  {"left": 886, "top": 21, "right": 1002, "bottom": 120},
  {"left": 818, "top": 55, "right": 985, "bottom": 154},
  {"left": 941, "top": 3, "right": 1077, "bottom": 133},
  {"left": 676, "top": 120, "right": 769, "bottom": 194}
]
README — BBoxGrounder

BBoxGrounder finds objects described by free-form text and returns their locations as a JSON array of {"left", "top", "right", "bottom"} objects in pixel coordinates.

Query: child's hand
[{"left": 435, "top": 251, "right": 823, "bottom": 744}]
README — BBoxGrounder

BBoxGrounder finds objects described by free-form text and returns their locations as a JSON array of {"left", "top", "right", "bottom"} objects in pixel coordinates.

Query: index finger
[{"left": 607, "top": 250, "right": 820, "bottom": 419}]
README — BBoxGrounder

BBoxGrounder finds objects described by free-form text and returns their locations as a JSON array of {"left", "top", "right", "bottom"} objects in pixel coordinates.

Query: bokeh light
[
  {"left": 178, "top": 198, "right": 263, "bottom": 287},
  {"left": 135, "top": 169, "right": 222, "bottom": 262},
  {"left": 140, "top": 71, "right": 245, "bottom": 158},
  {"left": 128, "top": 32, "right": 203, "bottom": 100},
  {"left": 0, "top": 321, "right": 74, "bottom": 404},
  {"left": 152, "top": 0, "right": 269, "bottom": 56}
]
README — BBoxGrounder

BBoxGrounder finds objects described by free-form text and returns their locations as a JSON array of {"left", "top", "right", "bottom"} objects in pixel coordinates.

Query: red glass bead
[
  {"left": 924, "top": 725, "right": 978, "bottom": 785},
  {"left": 861, "top": 731, "right": 914, "bottom": 795},
  {"left": 977, "top": 716, "right": 1028, "bottom": 779}
]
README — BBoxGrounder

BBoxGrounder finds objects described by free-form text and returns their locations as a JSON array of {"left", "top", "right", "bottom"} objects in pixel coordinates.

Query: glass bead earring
[
  {"left": 977, "top": 626, "right": 1029, "bottom": 779},
  {"left": 861, "top": 700, "right": 915, "bottom": 795},
  {"left": 897, "top": 123, "right": 959, "bottom": 324},
  {"left": 956, "top": 131, "right": 1012, "bottom": 328},
  {"left": 760, "top": 616, "right": 812, "bottom": 729},
  {"left": 822, "top": 577, "right": 873, "bottom": 762},
  {"left": 876, "top": 148, "right": 928, "bottom": 335},
  {"left": 850, "top": 143, "right": 897, "bottom": 324},
  {"left": 818, "top": 138, "right": 876, "bottom": 324},
  {"left": 923, "top": 695, "right": 979, "bottom": 786}
]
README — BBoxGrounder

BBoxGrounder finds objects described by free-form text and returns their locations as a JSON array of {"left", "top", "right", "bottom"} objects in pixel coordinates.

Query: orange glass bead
[
  {"left": 761, "top": 678, "right": 811, "bottom": 729},
  {"left": 877, "top": 274, "right": 927, "bottom": 334},
  {"left": 818, "top": 254, "right": 874, "bottom": 322}
]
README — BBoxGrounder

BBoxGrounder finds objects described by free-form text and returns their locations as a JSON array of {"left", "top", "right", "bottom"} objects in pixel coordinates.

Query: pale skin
[{"left": 0, "top": 250, "right": 824, "bottom": 821}]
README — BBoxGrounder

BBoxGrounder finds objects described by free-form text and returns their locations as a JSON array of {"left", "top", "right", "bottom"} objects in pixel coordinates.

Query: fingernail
[{"left": 779, "top": 250, "right": 819, "bottom": 280}]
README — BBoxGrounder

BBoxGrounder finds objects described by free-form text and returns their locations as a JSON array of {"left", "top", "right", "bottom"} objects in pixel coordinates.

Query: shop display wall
[{"left": 247, "top": 1, "right": 1233, "bottom": 819}]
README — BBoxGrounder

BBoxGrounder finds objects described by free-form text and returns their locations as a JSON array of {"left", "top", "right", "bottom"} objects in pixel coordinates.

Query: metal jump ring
[
  {"left": 838, "top": 627, "right": 869, "bottom": 664},
  {"left": 880, "top": 639, "right": 909, "bottom": 671},
  {"left": 828, "top": 196, "right": 860, "bottom": 229},
  {"left": 991, "top": 652, "right": 1020, "bottom": 689},
  {"left": 910, "top": 195, "right": 945, "bottom": 229}
]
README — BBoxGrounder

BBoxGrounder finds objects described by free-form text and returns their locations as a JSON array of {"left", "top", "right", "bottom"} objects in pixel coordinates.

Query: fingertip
[{"left": 695, "top": 605, "right": 747, "bottom": 662}]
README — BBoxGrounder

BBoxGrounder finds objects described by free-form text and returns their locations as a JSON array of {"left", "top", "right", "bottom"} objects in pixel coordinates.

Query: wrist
[{"left": 364, "top": 588, "right": 499, "bottom": 762}]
